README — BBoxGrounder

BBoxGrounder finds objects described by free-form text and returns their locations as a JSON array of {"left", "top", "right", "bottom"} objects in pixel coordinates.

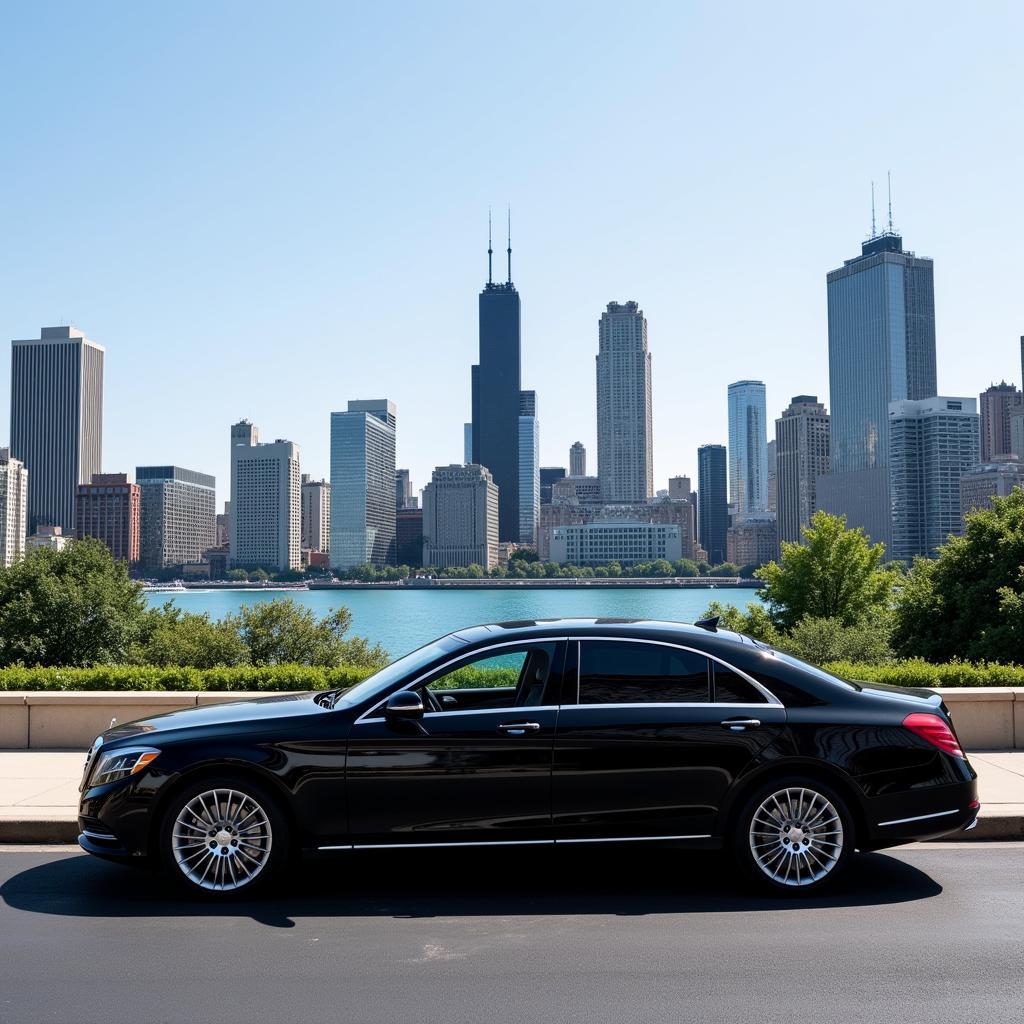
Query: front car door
[
  {"left": 552, "top": 638, "right": 786, "bottom": 841},
  {"left": 345, "top": 640, "right": 565, "bottom": 845}
]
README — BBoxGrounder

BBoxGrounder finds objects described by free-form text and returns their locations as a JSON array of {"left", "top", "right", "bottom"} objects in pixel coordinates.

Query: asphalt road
[{"left": 0, "top": 843, "right": 1021, "bottom": 1024}]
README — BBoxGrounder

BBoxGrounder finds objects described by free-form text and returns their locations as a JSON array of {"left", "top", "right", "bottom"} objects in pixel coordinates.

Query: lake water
[{"left": 147, "top": 586, "right": 764, "bottom": 657}]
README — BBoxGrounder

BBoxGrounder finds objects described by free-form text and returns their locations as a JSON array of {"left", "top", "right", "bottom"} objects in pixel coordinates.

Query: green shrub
[
  {"left": 821, "top": 659, "right": 1024, "bottom": 689},
  {"left": 0, "top": 664, "right": 376, "bottom": 692}
]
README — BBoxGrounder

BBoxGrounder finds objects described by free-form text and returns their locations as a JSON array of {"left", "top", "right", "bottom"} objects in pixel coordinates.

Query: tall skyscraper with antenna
[
  {"left": 471, "top": 210, "right": 528, "bottom": 541},
  {"left": 817, "top": 180, "right": 936, "bottom": 550}
]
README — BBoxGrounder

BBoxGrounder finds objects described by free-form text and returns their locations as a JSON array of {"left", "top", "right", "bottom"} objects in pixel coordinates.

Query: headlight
[{"left": 90, "top": 747, "right": 161, "bottom": 786}]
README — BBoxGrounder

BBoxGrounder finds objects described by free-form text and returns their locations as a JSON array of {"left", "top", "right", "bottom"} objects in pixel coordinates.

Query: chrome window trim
[
  {"left": 556, "top": 702, "right": 778, "bottom": 711},
  {"left": 877, "top": 808, "right": 959, "bottom": 827},
  {"left": 318, "top": 834, "right": 712, "bottom": 851},
  {"left": 571, "top": 636, "right": 783, "bottom": 707},
  {"left": 353, "top": 633, "right": 783, "bottom": 725},
  {"left": 358, "top": 705, "right": 560, "bottom": 726},
  {"left": 355, "top": 638, "right": 570, "bottom": 724}
]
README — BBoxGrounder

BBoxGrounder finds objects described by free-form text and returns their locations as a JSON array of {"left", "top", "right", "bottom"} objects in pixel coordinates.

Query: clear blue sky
[{"left": 2, "top": 2, "right": 1022, "bottom": 507}]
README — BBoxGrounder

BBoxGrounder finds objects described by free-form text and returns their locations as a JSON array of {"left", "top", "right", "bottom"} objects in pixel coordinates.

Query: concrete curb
[{"left": 1, "top": 815, "right": 1020, "bottom": 846}]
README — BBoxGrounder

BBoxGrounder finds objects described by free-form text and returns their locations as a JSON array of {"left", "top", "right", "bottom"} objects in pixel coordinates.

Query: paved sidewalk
[{"left": 0, "top": 749, "right": 1022, "bottom": 843}]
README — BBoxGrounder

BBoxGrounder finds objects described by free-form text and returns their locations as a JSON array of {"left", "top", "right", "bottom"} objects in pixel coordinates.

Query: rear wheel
[
  {"left": 159, "top": 776, "right": 288, "bottom": 898},
  {"left": 734, "top": 776, "right": 853, "bottom": 894}
]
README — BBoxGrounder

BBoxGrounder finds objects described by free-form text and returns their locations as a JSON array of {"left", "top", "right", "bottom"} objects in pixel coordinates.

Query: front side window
[
  {"left": 423, "top": 643, "right": 558, "bottom": 710},
  {"left": 578, "top": 641, "right": 710, "bottom": 704}
]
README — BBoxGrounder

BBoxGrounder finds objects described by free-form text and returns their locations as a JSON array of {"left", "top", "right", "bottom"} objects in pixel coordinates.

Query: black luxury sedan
[{"left": 78, "top": 618, "right": 979, "bottom": 897}]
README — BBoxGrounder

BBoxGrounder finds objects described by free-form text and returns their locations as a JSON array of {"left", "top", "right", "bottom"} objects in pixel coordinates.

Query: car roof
[{"left": 449, "top": 618, "right": 756, "bottom": 653}]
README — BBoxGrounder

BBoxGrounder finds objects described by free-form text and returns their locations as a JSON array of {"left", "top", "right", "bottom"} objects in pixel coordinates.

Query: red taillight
[{"left": 903, "top": 712, "right": 964, "bottom": 759}]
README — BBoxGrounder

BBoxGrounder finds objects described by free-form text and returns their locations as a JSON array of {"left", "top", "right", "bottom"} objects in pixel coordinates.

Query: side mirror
[{"left": 385, "top": 690, "right": 425, "bottom": 721}]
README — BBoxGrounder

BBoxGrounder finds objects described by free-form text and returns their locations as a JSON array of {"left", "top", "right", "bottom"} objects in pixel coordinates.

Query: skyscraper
[
  {"left": 766, "top": 440, "right": 777, "bottom": 515},
  {"left": 596, "top": 301, "right": 653, "bottom": 502},
  {"left": 518, "top": 390, "right": 540, "bottom": 547},
  {"left": 75, "top": 473, "right": 141, "bottom": 563},
  {"left": 775, "top": 395, "right": 831, "bottom": 544},
  {"left": 229, "top": 421, "right": 301, "bottom": 571},
  {"left": 727, "top": 381, "right": 768, "bottom": 519},
  {"left": 569, "top": 442, "right": 587, "bottom": 477},
  {"left": 463, "top": 423, "right": 472, "bottom": 466},
  {"left": 979, "top": 382, "right": 1021, "bottom": 462},
  {"left": 888, "top": 397, "right": 979, "bottom": 562},
  {"left": 11, "top": 325, "right": 103, "bottom": 532},
  {"left": 697, "top": 444, "right": 728, "bottom": 564},
  {"left": 471, "top": 216, "right": 523, "bottom": 541},
  {"left": 818, "top": 224, "right": 937, "bottom": 547},
  {"left": 137, "top": 466, "right": 216, "bottom": 569},
  {"left": 301, "top": 474, "right": 331, "bottom": 553},
  {"left": 394, "top": 469, "right": 417, "bottom": 510},
  {"left": 539, "top": 467, "right": 566, "bottom": 504},
  {"left": 0, "top": 448, "right": 28, "bottom": 568},
  {"left": 330, "top": 400, "right": 397, "bottom": 569},
  {"left": 422, "top": 464, "right": 499, "bottom": 569}
]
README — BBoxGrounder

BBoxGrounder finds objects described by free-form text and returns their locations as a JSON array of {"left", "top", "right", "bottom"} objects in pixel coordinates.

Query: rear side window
[
  {"left": 578, "top": 641, "right": 709, "bottom": 704},
  {"left": 713, "top": 664, "right": 768, "bottom": 704}
]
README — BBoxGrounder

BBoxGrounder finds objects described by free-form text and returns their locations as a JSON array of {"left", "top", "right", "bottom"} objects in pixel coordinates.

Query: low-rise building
[
  {"left": 27, "top": 524, "right": 71, "bottom": 552},
  {"left": 960, "top": 455, "right": 1024, "bottom": 521},
  {"left": 550, "top": 521, "right": 683, "bottom": 566},
  {"left": 727, "top": 513, "right": 778, "bottom": 568}
]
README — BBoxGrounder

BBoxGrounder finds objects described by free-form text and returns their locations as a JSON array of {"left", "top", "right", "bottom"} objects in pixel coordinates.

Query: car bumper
[{"left": 861, "top": 777, "right": 979, "bottom": 849}]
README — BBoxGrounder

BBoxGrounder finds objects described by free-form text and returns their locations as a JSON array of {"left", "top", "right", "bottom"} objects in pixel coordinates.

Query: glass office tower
[
  {"left": 330, "top": 400, "right": 397, "bottom": 569},
  {"left": 818, "top": 233, "right": 936, "bottom": 548},
  {"left": 697, "top": 443, "right": 728, "bottom": 564},
  {"left": 727, "top": 381, "right": 768, "bottom": 518}
]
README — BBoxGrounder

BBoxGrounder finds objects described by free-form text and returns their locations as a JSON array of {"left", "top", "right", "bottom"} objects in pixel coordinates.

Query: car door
[
  {"left": 345, "top": 640, "right": 565, "bottom": 845},
  {"left": 552, "top": 638, "right": 786, "bottom": 840}
]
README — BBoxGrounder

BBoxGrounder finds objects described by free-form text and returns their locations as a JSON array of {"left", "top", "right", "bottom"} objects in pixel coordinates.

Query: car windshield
[{"left": 331, "top": 637, "right": 463, "bottom": 708}]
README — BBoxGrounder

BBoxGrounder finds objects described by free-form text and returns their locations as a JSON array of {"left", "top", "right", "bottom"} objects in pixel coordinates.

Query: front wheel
[
  {"left": 734, "top": 776, "right": 854, "bottom": 894},
  {"left": 159, "top": 776, "right": 289, "bottom": 898}
]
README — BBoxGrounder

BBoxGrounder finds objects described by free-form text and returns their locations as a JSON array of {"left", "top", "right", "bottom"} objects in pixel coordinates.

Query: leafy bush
[
  {"left": 0, "top": 664, "right": 376, "bottom": 692},
  {"left": 821, "top": 660, "right": 1024, "bottom": 689}
]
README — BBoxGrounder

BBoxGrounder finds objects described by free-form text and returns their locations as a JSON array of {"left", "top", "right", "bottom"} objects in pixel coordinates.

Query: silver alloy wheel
[
  {"left": 748, "top": 786, "right": 844, "bottom": 887},
  {"left": 171, "top": 787, "right": 273, "bottom": 892}
]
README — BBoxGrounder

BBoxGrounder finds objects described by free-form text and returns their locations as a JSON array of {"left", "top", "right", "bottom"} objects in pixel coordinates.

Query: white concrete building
[
  {"left": 775, "top": 395, "right": 831, "bottom": 544},
  {"left": 229, "top": 420, "right": 301, "bottom": 571},
  {"left": 550, "top": 520, "right": 682, "bottom": 566},
  {"left": 422, "top": 464, "right": 499, "bottom": 569},
  {"left": 960, "top": 455, "right": 1024, "bottom": 521},
  {"left": 518, "top": 392, "right": 540, "bottom": 548},
  {"left": 0, "top": 448, "right": 28, "bottom": 567}
]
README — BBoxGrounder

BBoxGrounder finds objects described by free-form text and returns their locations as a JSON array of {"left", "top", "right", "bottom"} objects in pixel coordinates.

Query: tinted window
[
  {"left": 579, "top": 642, "right": 709, "bottom": 704},
  {"left": 713, "top": 665, "right": 767, "bottom": 704}
]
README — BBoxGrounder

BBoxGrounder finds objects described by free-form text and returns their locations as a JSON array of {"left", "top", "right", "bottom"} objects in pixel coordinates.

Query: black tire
[
  {"left": 158, "top": 775, "right": 290, "bottom": 899},
  {"left": 733, "top": 774, "right": 855, "bottom": 895}
]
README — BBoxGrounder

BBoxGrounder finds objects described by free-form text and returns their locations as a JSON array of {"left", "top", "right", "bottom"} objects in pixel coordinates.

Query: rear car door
[
  {"left": 552, "top": 638, "right": 786, "bottom": 840},
  {"left": 345, "top": 641, "right": 564, "bottom": 845}
]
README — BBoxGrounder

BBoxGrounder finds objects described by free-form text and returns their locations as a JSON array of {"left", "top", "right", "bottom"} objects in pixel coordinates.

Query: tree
[
  {"left": 227, "top": 568, "right": 249, "bottom": 581},
  {"left": 227, "top": 599, "right": 388, "bottom": 668},
  {"left": 0, "top": 540, "right": 149, "bottom": 667},
  {"left": 757, "top": 511, "right": 896, "bottom": 630},
  {"left": 892, "top": 489, "right": 1024, "bottom": 662},
  {"left": 134, "top": 605, "right": 248, "bottom": 668}
]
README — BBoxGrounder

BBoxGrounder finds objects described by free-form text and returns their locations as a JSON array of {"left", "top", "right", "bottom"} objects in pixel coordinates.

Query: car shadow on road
[{"left": 0, "top": 845, "right": 942, "bottom": 928}]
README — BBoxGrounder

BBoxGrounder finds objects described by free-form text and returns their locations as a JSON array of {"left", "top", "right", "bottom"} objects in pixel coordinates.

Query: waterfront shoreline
[{"left": 308, "top": 577, "right": 763, "bottom": 590}]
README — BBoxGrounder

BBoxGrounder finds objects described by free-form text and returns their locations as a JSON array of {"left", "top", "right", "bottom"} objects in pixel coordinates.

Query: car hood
[{"left": 102, "top": 692, "right": 325, "bottom": 742}]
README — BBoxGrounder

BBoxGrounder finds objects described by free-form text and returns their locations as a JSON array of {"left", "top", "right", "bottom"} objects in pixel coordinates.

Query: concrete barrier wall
[{"left": 0, "top": 688, "right": 1022, "bottom": 750}]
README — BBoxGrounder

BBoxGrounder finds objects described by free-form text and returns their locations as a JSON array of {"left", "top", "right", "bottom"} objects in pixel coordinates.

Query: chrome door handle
[
  {"left": 497, "top": 722, "right": 541, "bottom": 735},
  {"left": 721, "top": 718, "right": 761, "bottom": 731}
]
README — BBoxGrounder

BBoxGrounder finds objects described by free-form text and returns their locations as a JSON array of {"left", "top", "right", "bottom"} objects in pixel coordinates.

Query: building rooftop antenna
[
  {"left": 487, "top": 207, "right": 493, "bottom": 285},
  {"left": 887, "top": 170, "right": 894, "bottom": 233},
  {"left": 506, "top": 205, "right": 512, "bottom": 284},
  {"left": 870, "top": 181, "right": 877, "bottom": 238}
]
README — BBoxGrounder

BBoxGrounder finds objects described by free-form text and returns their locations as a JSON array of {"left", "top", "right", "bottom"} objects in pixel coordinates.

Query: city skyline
[{"left": 1, "top": 5, "right": 1022, "bottom": 505}]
